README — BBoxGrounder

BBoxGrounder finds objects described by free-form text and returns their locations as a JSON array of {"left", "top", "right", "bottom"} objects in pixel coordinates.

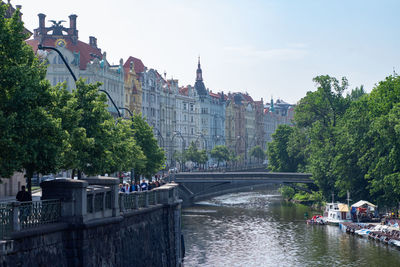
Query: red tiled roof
[
  {"left": 209, "top": 92, "right": 220, "bottom": 99},
  {"left": 26, "top": 38, "right": 102, "bottom": 70},
  {"left": 242, "top": 94, "right": 253, "bottom": 102},
  {"left": 123, "top": 56, "right": 145, "bottom": 74},
  {"left": 179, "top": 87, "right": 188, "bottom": 96}
]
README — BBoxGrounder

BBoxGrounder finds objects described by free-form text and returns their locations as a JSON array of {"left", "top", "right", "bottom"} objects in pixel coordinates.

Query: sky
[{"left": 13, "top": 0, "right": 400, "bottom": 104}]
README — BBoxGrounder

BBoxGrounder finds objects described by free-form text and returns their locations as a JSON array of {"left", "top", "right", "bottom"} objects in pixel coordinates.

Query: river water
[{"left": 182, "top": 189, "right": 400, "bottom": 267}]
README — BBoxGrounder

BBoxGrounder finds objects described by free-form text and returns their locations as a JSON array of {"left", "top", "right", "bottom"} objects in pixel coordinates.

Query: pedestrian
[
  {"left": 136, "top": 181, "right": 141, "bottom": 192},
  {"left": 124, "top": 183, "right": 130, "bottom": 193},
  {"left": 140, "top": 179, "right": 148, "bottom": 191},
  {"left": 119, "top": 184, "right": 125, "bottom": 193},
  {"left": 16, "top": 185, "right": 32, "bottom": 202},
  {"left": 129, "top": 182, "right": 136, "bottom": 192}
]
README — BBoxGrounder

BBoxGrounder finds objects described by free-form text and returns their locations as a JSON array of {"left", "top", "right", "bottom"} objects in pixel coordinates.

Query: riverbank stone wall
[{"left": 0, "top": 179, "right": 182, "bottom": 267}]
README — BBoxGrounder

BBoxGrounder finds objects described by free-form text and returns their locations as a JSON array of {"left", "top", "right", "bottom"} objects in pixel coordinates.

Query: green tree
[
  {"left": 295, "top": 75, "right": 349, "bottom": 129},
  {"left": 249, "top": 145, "right": 265, "bottom": 164},
  {"left": 294, "top": 75, "right": 350, "bottom": 199},
  {"left": 198, "top": 150, "right": 208, "bottom": 169},
  {"left": 210, "top": 145, "right": 230, "bottom": 167},
  {"left": 332, "top": 95, "right": 371, "bottom": 200},
  {"left": 278, "top": 185, "right": 295, "bottom": 200},
  {"left": 173, "top": 150, "right": 186, "bottom": 171},
  {"left": 132, "top": 114, "right": 165, "bottom": 181},
  {"left": 0, "top": 5, "right": 63, "bottom": 194},
  {"left": 363, "top": 75, "right": 400, "bottom": 206},
  {"left": 267, "top": 125, "right": 298, "bottom": 172},
  {"left": 185, "top": 141, "right": 200, "bottom": 166}
]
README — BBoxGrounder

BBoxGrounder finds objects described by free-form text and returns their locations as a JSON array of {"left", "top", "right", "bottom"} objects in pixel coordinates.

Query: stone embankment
[{"left": 0, "top": 177, "right": 183, "bottom": 267}]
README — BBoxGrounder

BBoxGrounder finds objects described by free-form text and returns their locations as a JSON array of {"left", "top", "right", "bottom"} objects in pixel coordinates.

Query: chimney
[
  {"left": 89, "top": 36, "right": 97, "bottom": 48},
  {"left": 69, "top": 14, "right": 77, "bottom": 30},
  {"left": 38, "top": 13, "right": 46, "bottom": 29}
]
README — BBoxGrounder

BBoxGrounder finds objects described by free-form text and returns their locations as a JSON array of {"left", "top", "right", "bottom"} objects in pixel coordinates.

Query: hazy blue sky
[{"left": 15, "top": 0, "right": 400, "bottom": 103}]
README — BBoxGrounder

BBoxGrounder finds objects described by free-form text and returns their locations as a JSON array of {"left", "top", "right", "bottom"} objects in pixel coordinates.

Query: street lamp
[
  {"left": 170, "top": 131, "right": 185, "bottom": 170},
  {"left": 38, "top": 44, "right": 122, "bottom": 118},
  {"left": 152, "top": 126, "right": 165, "bottom": 148},
  {"left": 236, "top": 135, "right": 247, "bottom": 167},
  {"left": 38, "top": 44, "right": 124, "bottom": 180},
  {"left": 119, "top": 107, "right": 133, "bottom": 118}
]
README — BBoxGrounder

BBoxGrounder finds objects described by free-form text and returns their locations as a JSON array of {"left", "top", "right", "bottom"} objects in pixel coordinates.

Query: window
[
  {"left": 190, "top": 104, "right": 194, "bottom": 111},
  {"left": 184, "top": 115, "right": 187, "bottom": 121},
  {"left": 191, "top": 116, "right": 193, "bottom": 123},
  {"left": 183, "top": 103, "right": 187, "bottom": 110}
]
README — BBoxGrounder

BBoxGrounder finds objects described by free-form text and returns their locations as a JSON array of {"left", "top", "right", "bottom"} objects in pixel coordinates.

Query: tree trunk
[
  {"left": 26, "top": 168, "right": 33, "bottom": 196},
  {"left": 71, "top": 169, "right": 76, "bottom": 179}
]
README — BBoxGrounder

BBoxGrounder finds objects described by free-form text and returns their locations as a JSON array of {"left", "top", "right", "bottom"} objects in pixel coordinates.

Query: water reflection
[{"left": 182, "top": 190, "right": 400, "bottom": 267}]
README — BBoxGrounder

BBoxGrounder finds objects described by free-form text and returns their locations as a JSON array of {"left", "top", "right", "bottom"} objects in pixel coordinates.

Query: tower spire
[{"left": 196, "top": 56, "right": 203, "bottom": 81}]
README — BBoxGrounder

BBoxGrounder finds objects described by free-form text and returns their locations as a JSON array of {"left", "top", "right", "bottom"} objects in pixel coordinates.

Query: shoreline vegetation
[
  {"left": 278, "top": 185, "right": 325, "bottom": 211},
  {"left": 268, "top": 74, "right": 400, "bottom": 211}
]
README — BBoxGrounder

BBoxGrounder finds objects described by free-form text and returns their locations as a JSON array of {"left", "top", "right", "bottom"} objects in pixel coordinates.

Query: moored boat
[{"left": 323, "top": 202, "right": 352, "bottom": 225}]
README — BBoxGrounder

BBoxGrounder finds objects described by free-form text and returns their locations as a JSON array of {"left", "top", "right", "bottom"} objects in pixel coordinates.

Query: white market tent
[{"left": 352, "top": 200, "right": 376, "bottom": 208}]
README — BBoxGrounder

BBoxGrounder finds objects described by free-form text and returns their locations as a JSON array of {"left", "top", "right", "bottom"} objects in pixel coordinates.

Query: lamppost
[
  {"left": 170, "top": 131, "right": 185, "bottom": 170},
  {"left": 196, "top": 132, "right": 208, "bottom": 169},
  {"left": 236, "top": 135, "right": 247, "bottom": 167},
  {"left": 118, "top": 107, "right": 135, "bottom": 183},
  {"left": 152, "top": 127, "right": 165, "bottom": 148},
  {"left": 119, "top": 107, "right": 133, "bottom": 118},
  {"left": 38, "top": 44, "right": 122, "bottom": 118},
  {"left": 38, "top": 44, "right": 124, "bottom": 180}
]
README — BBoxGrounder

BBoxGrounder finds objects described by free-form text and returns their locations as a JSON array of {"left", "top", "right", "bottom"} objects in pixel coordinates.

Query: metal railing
[
  {"left": 119, "top": 188, "right": 170, "bottom": 212},
  {"left": 86, "top": 186, "right": 112, "bottom": 214},
  {"left": 0, "top": 203, "right": 13, "bottom": 240},
  {"left": 0, "top": 182, "right": 178, "bottom": 240},
  {"left": 0, "top": 200, "right": 61, "bottom": 239}
]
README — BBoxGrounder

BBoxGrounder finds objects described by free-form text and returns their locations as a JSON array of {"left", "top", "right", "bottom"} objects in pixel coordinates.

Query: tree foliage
[
  {"left": 0, "top": 5, "right": 63, "bottom": 193},
  {"left": 132, "top": 114, "right": 165, "bottom": 178},
  {"left": 210, "top": 145, "right": 230, "bottom": 166},
  {"left": 249, "top": 145, "right": 265, "bottom": 163},
  {"left": 270, "top": 74, "right": 400, "bottom": 206}
]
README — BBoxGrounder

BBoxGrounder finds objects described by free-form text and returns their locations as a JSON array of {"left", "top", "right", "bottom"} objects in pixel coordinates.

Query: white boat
[
  {"left": 355, "top": 229, "right": 371, "bottom": 237},
  {"left": 323, "top": 202, "right": 352, "bottom": 225},
  {"left": 388, "top": 239, "right": 400, "bottom": 248}
]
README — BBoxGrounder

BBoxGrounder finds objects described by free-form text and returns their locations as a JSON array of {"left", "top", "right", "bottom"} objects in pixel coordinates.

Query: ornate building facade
[
  {"left": 264, "top": 98, "right": 295, "bottom": 143},
  {"left": 123, "top": 56, "right": 144, "bottom": 115},
  {"left": 27, "top": 14, "right": 124, "bottom": 116}
]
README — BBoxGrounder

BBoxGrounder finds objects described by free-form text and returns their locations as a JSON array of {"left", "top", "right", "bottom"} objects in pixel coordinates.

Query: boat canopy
[
  {"left": 352, "top": 200, "right": 376, "bottom": 208},
  {"left": 338, "top": 203, "right": 350, "bottom": 212}
]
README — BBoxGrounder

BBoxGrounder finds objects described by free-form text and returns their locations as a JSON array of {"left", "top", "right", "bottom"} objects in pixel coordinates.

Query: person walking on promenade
[
  {"left": 129, "top": 182, "right": 136, "bottom": 192},
  {"left": 136, "top": 181, "right": 141, "bottom": 192},
  {"left": 119, "top": 184, "right": 125, "bottom": 193},
  {"left": 16, "top": 186, "right": 32, "bottom": 202},
  {"left": 140, "top": 179, "right": 148, "bottom": 191},
  {"left": 124, "top": 183, "right": 130, "bottom": 193}
]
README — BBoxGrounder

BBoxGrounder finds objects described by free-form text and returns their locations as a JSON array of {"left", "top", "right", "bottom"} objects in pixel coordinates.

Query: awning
[
  {"left": 338, "top": 203, "right": 350, "bottom": 212},
  {"left": 352, "top": 200, "right": 376, "bottom": 208}
]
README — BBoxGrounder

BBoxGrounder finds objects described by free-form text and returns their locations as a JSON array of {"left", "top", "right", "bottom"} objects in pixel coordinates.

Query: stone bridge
[{"left": 173, "top": 172, "right": 313, "bottom": 206}]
